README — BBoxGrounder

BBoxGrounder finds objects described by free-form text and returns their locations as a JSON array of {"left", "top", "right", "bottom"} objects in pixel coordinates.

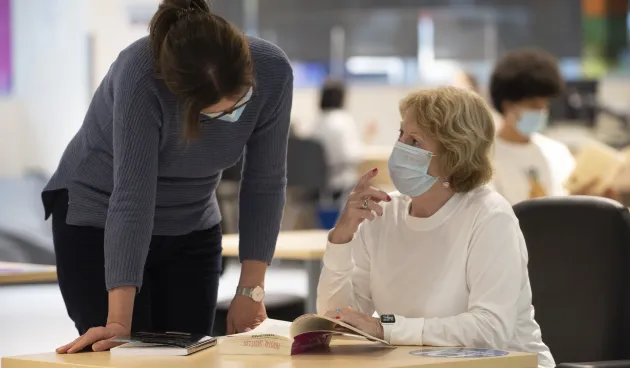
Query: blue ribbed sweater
[{"left": 43, "top": 36, "right": 293, "bottom": 290}]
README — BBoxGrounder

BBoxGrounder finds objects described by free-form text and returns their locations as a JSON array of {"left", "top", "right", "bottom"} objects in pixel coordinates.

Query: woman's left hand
[
  {"left": 324, "top": 307, "right": 384, "bottom": 340},
  {"left": 226, "top": 295, "right": 267, "bottom": 334}
]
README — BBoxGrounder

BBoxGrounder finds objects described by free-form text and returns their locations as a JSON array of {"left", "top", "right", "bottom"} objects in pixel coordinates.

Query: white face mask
[
  {"left": 388, "top": 141, "right": 438, "bottom": 197},
  {"left": 202, "top": 87, "right": 253, "bottom": 123},
  {"left": 515, "top": 109, "right": 548, "bottom": 136}
]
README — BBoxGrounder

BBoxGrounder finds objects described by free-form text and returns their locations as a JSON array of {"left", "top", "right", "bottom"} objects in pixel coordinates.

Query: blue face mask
[
  {"left": 516, "top": 109, "right": 548, "bottom": 136},
  {"left": 202, "top": 87, "right": 253, "bottom": 123},
  {"left": 388, "top": 141, "right": 438, "bottom": 197}
]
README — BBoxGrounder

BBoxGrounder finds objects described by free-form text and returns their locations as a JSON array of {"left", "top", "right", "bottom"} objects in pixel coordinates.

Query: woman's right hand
[
  {"left": 329, "top": 168, "right": 391, "bottom": 244},
  {"left": 57, "top": 286, "right": 135, "bottom": 354},
  {"left": 56, "top": 322, "right": 129, "bottom": 354}
]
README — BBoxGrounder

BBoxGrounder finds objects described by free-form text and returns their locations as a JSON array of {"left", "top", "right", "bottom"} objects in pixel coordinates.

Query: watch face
[
  {"left": 251, "top": 286, "right": 265, "bottom": 302},
  {"left": 380, "top": 314, "right": 396, "bottom": 324}
]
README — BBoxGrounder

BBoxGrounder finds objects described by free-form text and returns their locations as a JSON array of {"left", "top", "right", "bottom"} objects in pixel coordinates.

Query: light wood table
[
  {"left": 222, "top": 230, "right": 329, "bottom": 314},
  {"left": 0, "top": 262, "right": 57, "bottom": 285},
  {"left": 222, "top": 230, "right": 328, "bottom": 261},
  {"left": 2, "top": 339, "right": 537, "bottom": 368}
]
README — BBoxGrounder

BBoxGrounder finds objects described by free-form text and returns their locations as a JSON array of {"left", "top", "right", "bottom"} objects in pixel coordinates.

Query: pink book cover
[{"left": 290, "top": 331, "right": 334, "bottom": 355}]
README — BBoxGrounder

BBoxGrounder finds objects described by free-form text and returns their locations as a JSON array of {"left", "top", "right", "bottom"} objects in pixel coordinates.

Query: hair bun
[{"left": 176, "top": 7, "right": 195, "bottom": 18}]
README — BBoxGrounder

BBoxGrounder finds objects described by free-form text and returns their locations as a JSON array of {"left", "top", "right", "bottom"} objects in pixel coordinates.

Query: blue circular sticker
[{"left": 410, "top": 348, "right": 509, "bottom": 358}]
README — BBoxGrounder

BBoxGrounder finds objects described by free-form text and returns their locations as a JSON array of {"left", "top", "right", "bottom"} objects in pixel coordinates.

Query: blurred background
[
  {"left": 1, "top": 0, "right": 629, "bottom": 176},
  {"left": 1, "top": 0, "right": 630, "bottom": 359}
]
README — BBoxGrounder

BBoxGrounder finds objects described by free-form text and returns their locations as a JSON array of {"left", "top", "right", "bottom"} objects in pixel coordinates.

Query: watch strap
[
  {"left": 380, "top": 314, "right": 396, "bottom": 344},
  {"left": 235, "top": 286, "right": 265, "bottom": 302},
  {"left": 382, "top": 323, "right": 393, "bottom": 344},
  {"left": 235, "top": 286, "right": 253, "bottom": 297}
]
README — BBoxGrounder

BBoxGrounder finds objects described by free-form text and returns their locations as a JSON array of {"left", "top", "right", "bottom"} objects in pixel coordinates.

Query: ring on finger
[{"left": 361, "top": 198, "right": 369, "bottom": 209}]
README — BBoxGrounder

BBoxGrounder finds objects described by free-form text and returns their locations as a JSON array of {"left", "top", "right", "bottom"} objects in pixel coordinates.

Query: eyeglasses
[{"left": 202, "top": 86, "right": 256, "bottom": 120}]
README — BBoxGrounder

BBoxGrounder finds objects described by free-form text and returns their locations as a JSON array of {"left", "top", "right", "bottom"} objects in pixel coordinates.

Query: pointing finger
[{"left": 355, "top": 168, "right": 379, "bottom": 190}]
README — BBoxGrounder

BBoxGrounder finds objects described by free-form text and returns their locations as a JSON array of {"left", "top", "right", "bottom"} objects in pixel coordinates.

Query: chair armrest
[{"left": 558, "top": 360, "right": 630, "bottom": 368}]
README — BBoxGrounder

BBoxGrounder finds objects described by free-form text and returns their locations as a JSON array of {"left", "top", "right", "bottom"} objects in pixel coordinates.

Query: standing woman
[{"left": 43, "top": 0, "right": 293, "bottom": 353}]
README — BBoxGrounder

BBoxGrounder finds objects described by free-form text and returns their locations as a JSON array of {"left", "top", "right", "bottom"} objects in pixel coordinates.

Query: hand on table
[
  {"left": 329, "top": 168, "right": 391, "bottom": 244},
  {"left": 56, "top": 322, "right": 129, "bottom": 354},
  {"left": 226, "top": 295, "right": 267, "bottom": 334},
  {"left": 325, "top": 307, "right": 384, "bottom": 340}
]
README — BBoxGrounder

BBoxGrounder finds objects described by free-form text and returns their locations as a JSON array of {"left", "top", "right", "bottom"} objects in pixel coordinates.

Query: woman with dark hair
[{"left": 44, "top": 0, "right": 293, "bottom": 353}]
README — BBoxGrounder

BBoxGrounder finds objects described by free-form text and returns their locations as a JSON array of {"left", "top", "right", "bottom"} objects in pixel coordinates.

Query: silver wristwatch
[{"left": 235, "top": 285, "right": 265, "bottom": 303}]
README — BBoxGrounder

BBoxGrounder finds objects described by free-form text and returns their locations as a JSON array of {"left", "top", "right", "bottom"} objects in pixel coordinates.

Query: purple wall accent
[{"left": 0, "top": 0, "right": 11, "bottom": 94}]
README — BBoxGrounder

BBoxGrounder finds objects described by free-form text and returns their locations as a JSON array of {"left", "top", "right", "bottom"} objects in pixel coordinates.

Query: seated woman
[{"left": 316, "top": 86, "right": 555, "bottom": 368}]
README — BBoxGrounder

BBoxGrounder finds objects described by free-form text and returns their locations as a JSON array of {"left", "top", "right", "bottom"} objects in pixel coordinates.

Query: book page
[
  {"left": 290, "top": 314, "right": 389, "bottom": 345},
  {"left": 240, "top": 318, "right": 292, "bottom": 338},
  {"left": 565, "top": 142, "right": 624, "bottom": 193},
  {"left": 612, "top": 147, "right": 630, "bottom": 192}
]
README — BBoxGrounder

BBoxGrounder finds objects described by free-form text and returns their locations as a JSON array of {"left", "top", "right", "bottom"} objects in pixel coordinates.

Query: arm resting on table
[{"left": 317, "top": 223, "right": 375, "bottom": 316}]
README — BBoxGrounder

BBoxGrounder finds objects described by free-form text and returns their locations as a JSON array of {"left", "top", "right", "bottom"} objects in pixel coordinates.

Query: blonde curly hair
[{"left": 399, "top": 86, "right": 495, "bottom": 193}]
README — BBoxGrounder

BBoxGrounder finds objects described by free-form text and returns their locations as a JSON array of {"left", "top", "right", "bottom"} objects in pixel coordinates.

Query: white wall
[
  {"left": 0, "top": 98, "right": 28, "bottom": 177},
  {"left": 89, "top": 0, "right": 159, "bottom": 90},
  {"left": 7, "top": 0, "right": 90, "bottom": 175},
  {"left": 293, "top": 78, "right": 630, "bottom": 149},
  {"left": 291, "top": 85, "right": 420, "bottom": 146},
  {"left": 0, "top": 0, "right": 158, "bottom": 177}
]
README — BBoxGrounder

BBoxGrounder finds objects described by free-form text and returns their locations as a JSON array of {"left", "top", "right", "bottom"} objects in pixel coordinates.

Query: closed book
[
  {"left": 111, "top": 332, "right": 217, "bottom": 356},
  {"left": 218, "top": 314, "right": 391, "bottom": 356}
]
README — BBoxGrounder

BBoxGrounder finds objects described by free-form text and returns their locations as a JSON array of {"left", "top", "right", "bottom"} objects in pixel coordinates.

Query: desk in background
[
  {"left": 0, "top": 262, "right": 57, "bottom": 285},
  {"left": 2, "top": 339, "right": 537, "bottom": 368},
  {"left": 360, "top": 145, "right": 392, "bottom": 186},
  {"left": 222, "top": 230, "right": 328, "bottom": 314}
]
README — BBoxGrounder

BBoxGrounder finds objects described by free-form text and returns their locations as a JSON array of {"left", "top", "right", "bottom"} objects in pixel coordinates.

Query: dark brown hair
[
  {"left": 149, "top": 0, "right": 253, "bottom": 139},
  {"left": 319, "top": 79, "right": 345, "bottom": 111},
  {"left": 490, "top": 48, "right": 564, "bottom": 114}
]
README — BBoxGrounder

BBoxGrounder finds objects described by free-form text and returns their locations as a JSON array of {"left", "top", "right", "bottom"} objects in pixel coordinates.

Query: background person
[
  {"left": 310, "top": 79, "right": 363, "bottom": 197},
  {"left": 489, "top": 49, "right": 575, "bottom": 204}
]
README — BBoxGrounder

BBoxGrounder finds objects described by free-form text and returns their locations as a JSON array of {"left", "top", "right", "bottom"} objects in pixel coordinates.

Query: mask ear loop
[{"left": 428, "top": 152, "right": 445, "bottom": 187}]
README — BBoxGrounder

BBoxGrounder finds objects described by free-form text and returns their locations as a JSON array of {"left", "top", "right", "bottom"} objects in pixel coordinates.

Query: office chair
[
  {"left": 513, "top": 196, "right": 630, "bottom": 368},
  {"left": 287, "top": 137, "right": 328, "bottom": 191}
]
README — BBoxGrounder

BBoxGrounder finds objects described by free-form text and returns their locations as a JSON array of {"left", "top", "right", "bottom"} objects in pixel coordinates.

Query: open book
[
  {"left": 218, "top": 314, "right": 391, "bottom": 356},
  {"left": 565, "top": 141, "right": 625, "bottom": 195}
]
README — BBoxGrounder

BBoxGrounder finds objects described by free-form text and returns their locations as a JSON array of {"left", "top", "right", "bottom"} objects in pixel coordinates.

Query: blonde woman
[{"left": 317, "top": 87, "right": 554, "bottom": 368}]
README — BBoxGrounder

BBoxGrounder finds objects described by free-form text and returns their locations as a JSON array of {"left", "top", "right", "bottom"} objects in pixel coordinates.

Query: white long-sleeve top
[
  {"left": 310, "top": 109, "right": 363, "bottom": 191},
  {"left": 317, "top": 186, "right": 555, "bottom": 368}
]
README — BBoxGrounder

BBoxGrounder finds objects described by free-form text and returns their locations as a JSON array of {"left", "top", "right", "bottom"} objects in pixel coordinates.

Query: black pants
[{"left": 51, "top": 190, "right": 223, "bottom": 336}]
